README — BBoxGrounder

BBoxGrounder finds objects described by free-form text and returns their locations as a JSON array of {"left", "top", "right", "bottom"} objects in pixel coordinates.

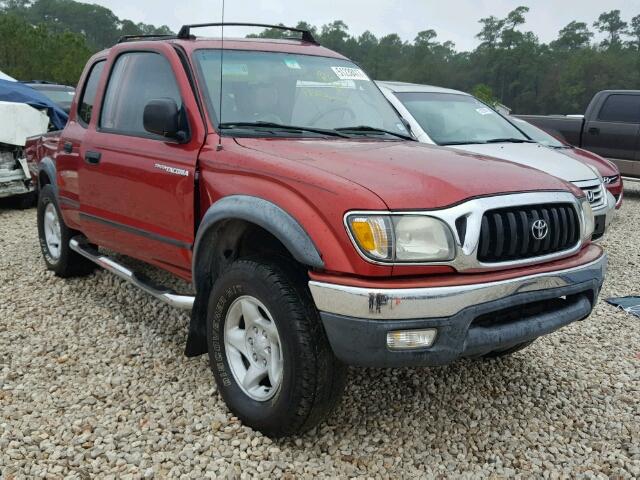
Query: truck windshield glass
[
  {"left": 395, "top": 92, "right": 529, "bottom": 145},
  {"left": 194, "top": 50, "right": 408, "bottom": 138}
]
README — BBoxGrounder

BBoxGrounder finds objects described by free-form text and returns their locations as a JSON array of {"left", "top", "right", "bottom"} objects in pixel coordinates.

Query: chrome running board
[{"left": 69, "top": 237, "right": 194, "bottom": 310}]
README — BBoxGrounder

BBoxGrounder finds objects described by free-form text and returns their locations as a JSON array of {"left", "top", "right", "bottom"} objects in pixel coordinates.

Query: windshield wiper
[
  {"left": 484, "top": 138, "right": 536, "bottom": 144},
  {"left": 219, "top": 122, "right": 350, "bottom": 138},
  {"left": 335, "top": 125, "right": 414, "bottom": 140},
  {"left": 439, "top": 140, "right": 479, "bottom": 146}
]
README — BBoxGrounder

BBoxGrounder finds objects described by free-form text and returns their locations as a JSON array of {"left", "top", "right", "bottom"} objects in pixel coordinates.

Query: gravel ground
[{"left": 1, "top": 186, "right": 639, "bottom": 479}]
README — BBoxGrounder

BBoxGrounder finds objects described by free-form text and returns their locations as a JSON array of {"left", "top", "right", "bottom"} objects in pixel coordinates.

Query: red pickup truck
[{"left": 27, "top": 24, "right": 607, "bottom": 437}]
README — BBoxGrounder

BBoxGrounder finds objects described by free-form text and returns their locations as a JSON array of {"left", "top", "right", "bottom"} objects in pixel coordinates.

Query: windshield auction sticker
[
  {"left": 475, "top": 107, "right": 493, "bottom": 115},
  {"left": 284, "top": 58, "right": 302, "bottom": 69},
  {"left": 331, "top": 66, "right": 370, "bottom": 81}
]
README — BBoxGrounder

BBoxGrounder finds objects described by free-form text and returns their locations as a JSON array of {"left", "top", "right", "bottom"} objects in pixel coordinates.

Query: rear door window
[
  {"left": 99, "top": 52, "right": 183, "bottom": 137},
  {"left": 77, "top": 60, "right": 105, "bottom": 126},
  {"left": 597, "top": 94, "right": 640, "bottom": 123}
]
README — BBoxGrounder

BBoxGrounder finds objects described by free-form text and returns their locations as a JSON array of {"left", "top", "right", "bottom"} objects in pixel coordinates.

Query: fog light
[{"left": 386, "top": 329, "right": 437, "bottom": 350}]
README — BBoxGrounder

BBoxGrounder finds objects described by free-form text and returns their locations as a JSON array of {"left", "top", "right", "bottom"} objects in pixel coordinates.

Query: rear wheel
[
  {"left": 37, "top": 185, "right": 94, "bottom": 278},
  {"left": 207, "top": 257, "right": 346, "bottom": 437}
]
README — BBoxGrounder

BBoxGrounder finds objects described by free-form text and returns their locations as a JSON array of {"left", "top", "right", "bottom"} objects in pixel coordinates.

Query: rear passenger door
[
  {"left": 78, "top": 44, "right": 205, "bottom": 277},
  {"left": 55, "top": 59, "right": 106, "bottom": 229},
  {"left": 582, "top": 93, "right": 640, "bottom": 164}
]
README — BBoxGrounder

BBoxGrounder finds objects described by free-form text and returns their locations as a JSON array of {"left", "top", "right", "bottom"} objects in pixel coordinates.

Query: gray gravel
[{"left": 1, "top": 185, "right": 640, "bottom": 479}]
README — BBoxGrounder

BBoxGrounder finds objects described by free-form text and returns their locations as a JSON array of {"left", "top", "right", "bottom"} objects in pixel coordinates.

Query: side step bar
[{"left": 69, "top": 238, "right": 195, "bottom": 310}]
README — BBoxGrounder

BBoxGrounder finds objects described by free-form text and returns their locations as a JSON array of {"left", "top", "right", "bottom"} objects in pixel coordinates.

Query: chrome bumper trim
[{"left": 309, "top": 253, "right": 607, "bottom": 320}]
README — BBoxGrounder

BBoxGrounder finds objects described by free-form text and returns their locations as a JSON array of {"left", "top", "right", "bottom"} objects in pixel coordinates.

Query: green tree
[
  {"left": 551, "top": 21, "right": 593, "bottom": 50},
  {"left": 472, "top": 84, "right": 498, "bottom": 105},
  {"left": 628, "top": 14, "right": 640, "bottom": 50},
  {"left": 593, "top": 10, "right": 628, "bottom": 48},
  {"left": 0, "top": 13, "right": 91, "bottom": 84}
]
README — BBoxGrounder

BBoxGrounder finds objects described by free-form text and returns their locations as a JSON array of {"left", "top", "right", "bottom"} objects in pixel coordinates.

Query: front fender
[
  {"left": 186, "top": 195, "right": 325, "bottom": 357},
  {"left": 192, "top": 195, "right": 324, "bottom": 284}
]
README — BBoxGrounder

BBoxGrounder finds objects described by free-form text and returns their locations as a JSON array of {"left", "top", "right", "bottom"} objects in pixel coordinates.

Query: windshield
[
  {"left": 194, "top": 50, "right": 408, "bottom": 138},
  {"left": 508, "top": 117, "right": 566, "bottom": 148},
  {"left": 395, "top": 92, "right": 529, "bottom": 145}
]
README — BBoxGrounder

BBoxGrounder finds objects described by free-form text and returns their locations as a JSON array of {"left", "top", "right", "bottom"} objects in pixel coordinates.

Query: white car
[
  {"left": 377, "top": 81, "right": 616, "bottom": 240},
  {"left": 0, "top": 101, "right": 48, "bottom": 208}
]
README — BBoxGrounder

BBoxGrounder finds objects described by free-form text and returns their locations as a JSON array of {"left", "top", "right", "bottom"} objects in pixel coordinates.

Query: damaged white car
[{"left": 0, "top": 101, "right": 49, "bottom": 208}]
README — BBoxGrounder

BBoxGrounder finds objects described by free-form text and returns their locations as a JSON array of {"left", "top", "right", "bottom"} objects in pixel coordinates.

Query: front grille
[
  {"left": 477, "top": 203, "right": 580, "bottom": 263},
  {"left": 581, "top": 184, "right": 605, "bottom": 209}
]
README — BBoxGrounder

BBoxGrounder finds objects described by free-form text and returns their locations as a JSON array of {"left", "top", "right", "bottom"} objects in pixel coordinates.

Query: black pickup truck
[{"left": 517, "top": 90, "right": 640, "bottom": 179}]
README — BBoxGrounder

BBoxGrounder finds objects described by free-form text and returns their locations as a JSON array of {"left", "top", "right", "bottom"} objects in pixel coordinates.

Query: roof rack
[
  {"left": 176, "top": 22, "right": 319, "bottom": 45},
  {"left": 117, "top": 34, "right": 177, "bottom": 44}
]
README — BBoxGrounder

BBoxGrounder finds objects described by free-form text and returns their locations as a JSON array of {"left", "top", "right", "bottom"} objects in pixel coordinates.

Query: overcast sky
[{"left": 90, "top": 0, "right": 638, "bottom": 51}]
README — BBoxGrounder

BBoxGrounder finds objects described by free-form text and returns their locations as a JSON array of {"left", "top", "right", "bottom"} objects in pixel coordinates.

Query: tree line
[{"left": 0, "top": 0, "right": 638, "bottom": 114}]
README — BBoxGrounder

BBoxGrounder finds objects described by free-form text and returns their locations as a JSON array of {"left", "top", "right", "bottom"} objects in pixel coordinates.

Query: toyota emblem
[{"left": 531, "top": 219, "right": 548, "bottom": 240}]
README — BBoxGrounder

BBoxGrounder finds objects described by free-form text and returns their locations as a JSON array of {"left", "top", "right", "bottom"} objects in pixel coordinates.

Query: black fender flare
[
  {"left": 192, "top": 195, "right": 324, "bottom": 285},
  {"left": 38, "top": 157, "right": 58, "bottom": 194},
  {"left": 185, "top": 195, "right": 324, "bottom": 357}
]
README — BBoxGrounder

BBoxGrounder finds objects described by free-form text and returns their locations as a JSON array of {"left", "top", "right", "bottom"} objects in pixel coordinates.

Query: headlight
[
  {"left": 346, "top": 215, "right": 393, "bottom": 260},
  {"left": 346, "top": 214, "right": 455, "bottom": 262},
  {"left": 580, "top": 199, "right": 595, "bottom": 241}
]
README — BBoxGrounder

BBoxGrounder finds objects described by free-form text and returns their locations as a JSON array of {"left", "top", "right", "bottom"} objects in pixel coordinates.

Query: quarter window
[
  {"left": 598, "top": 94, "right": 640, "bottom": 123},
  {"left": 77, "top": 60, "right": 105, "bottom": 126},
  {"left": 100, "top": 52, "right": 183, "bottom": 136}
]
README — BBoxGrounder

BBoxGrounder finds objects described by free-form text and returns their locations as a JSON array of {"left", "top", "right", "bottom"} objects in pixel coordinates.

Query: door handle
[
  {"left": 588, "top": 127, "right": 600, "bottom": 135},
  {"left": 85, "top": 151, "right": 102, "bottom": 165},
  {"left": 63, "top": 141, "right": 73, "bottom": 153}
]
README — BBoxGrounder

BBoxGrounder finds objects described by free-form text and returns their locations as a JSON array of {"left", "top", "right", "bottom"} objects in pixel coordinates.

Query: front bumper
[
  {"left": 0, "top": 158, "right": 34, "bottom": 199},
  {"left": 591, "top": 190, "right": 617, "bottom": 241},
  {"left": 310, "top": 252, "right": 607, "bottom": 367}
]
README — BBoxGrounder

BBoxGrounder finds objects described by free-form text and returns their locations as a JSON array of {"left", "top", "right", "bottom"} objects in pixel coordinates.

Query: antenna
[{"left": 217, "top": 0, "right": 225, "bottom": 151}]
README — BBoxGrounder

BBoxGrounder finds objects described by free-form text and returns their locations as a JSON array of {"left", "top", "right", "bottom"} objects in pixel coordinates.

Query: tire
[
  {"left": 13, "top": 191, "right": 37, "bottom": 210},
  {"left": 482, "top": 340, "right": 534, "bottom": 359},
  {"left": 37, "top": 184, "right": 94, "bottom": 278},
  {"left": 207, "top": 257, "right": 346, "bottom": 437}
]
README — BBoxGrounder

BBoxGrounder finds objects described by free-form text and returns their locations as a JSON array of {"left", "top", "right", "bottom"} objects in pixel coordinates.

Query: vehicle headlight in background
[
  {"left": 603, "top": 175, "right": 619, "bottom": 185},
  {"left": 346, "top": 214, "right": 455, "bottom": 262},
  {"left": 580, "top": 199, "right": 595, "bottom": 241}
]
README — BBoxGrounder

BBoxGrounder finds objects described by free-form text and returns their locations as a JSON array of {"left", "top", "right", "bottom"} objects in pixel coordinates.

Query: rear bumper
[{"left": 310, "top": 253, "right": 607, "bottom": 367}]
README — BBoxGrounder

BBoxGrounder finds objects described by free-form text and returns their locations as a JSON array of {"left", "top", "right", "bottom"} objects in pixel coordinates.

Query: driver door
[{"left": 78, "top": 46, "right": 204, "bottom": 277}]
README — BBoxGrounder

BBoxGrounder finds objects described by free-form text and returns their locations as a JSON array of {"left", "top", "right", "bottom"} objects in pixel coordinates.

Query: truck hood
[
  {"left": 449, "top": 142, "right": 598, "bottom": 184},
  {"left": 234, "top": 138, "right": 575, "bottom": 210}
]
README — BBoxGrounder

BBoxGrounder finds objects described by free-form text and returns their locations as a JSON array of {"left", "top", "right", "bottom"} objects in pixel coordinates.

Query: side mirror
[{"left": 143, "top": 98, "right": 185, "bottom": 141}]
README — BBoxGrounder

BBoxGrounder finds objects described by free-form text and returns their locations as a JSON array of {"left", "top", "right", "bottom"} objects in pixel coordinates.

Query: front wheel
[{"left": 207, "top": 258, "right": 346, "bottom": 437}]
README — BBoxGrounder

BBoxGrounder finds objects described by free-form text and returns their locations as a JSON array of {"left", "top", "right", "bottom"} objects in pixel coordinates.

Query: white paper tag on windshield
[
  {"left": 331, "top": 66, "right": 369, "bottom": 81},
  {"left": 284, "top": 58, "right": 301, "bottom": 69},
  {"left": 476, "top": 107, "right": 493, "bottom": 115}
]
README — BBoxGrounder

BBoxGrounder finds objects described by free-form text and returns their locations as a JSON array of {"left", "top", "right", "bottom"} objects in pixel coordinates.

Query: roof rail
[
  {"left": 176, "top": 22, "right": 319, "bottom": 45},
  {"left": 117, "top": 34, "right": 177, "bottom": 44}
]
